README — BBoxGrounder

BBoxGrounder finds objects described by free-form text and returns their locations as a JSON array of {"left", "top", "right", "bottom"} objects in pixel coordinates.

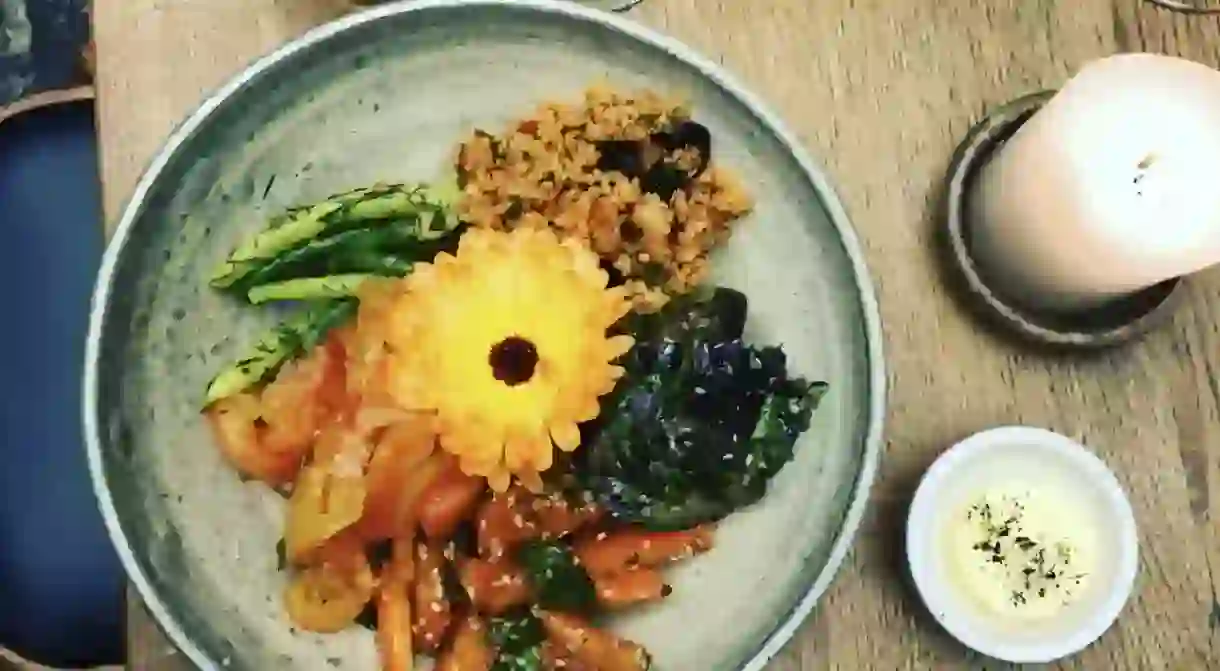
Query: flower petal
[
  {"left": 486, "top": 468, "right": 512, "bottom": 493},
  {"left": 603, "top": 335, "right": 635, "bottom": 360},
  {"left": 549, "top": 421, "right": 581, "bottom": 452}
]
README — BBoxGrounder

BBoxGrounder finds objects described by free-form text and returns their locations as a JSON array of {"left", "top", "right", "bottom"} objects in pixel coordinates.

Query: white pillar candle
[{"left": 969, "top": 54, "right": 1220, "bottom": 313}]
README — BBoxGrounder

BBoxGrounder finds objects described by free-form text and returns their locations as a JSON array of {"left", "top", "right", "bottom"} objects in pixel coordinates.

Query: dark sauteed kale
[
  {"left": 515, "top": 540, "right": 597, "bottom": 615},
  {"left": 576, "top": 287, "right": 828, "bottom": 530},
  {"left": 593, "top": 120, "right": 713, "bottom": 202},
  {"left": 488, "top": 610, "right": 547, "bottom": 671}
]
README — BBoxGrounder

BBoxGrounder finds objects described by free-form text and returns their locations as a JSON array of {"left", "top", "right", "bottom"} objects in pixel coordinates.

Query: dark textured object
[
  {"left": 577, "top": 288, "right": 826, "bottom": 530},
  {"left": 942, "top": 91, "right": 1185, "bottom": 350},
  {"left": 0, "top": 0, "right": 92, "bottom": 106}
]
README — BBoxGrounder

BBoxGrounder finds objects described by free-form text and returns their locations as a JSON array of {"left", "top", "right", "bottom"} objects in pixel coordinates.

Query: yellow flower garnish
[{"left": 382, "top": 227, "right": 633, "bottom": 491}]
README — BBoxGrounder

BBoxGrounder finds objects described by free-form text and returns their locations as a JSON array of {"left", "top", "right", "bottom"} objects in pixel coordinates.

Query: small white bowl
[{"left": 906, "top": 426, "right": 1139, "bottom": 664}]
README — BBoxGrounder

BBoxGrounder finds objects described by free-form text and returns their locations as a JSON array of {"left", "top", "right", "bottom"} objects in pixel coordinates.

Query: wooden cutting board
[{"left": 91, "top": 1, "right": 1220, "bottom": 669}]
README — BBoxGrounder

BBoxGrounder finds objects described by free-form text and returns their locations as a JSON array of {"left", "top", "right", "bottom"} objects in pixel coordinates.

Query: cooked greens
[
  {"left": 488, "top": 611, "right": 547, "bottom": 671},
  {"left": 224, "top": 216, "right": 463, "bottom": 300},
  {"left": 576, "top": 287, "right": 827, "bottom": 530},
  {"left": 516, "top": 540, "right": 596, "bottom": 614},
  {"left": 204, "top": 299, "right": 356, "bottom": 405},
  {"left": 210, "top": 182, "right": 458, "bottom": 290},
  {"left": 246, "top": 274, "right": 376, "bottom": 305}
]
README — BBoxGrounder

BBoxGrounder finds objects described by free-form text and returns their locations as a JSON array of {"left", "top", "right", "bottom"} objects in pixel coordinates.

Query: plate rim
[{"left": 83, "top": 1, "right": 887, "bottom": 669}]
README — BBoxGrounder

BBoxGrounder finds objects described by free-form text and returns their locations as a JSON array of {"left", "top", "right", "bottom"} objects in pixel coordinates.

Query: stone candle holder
[{"left": 942, "top": 92, "right": 1186, "bottom": 349}]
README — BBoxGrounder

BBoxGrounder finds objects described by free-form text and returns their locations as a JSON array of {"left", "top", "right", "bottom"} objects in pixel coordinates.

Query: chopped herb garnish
[{"left": 964, "top": 492, "right": 1090, "bottom": 611}]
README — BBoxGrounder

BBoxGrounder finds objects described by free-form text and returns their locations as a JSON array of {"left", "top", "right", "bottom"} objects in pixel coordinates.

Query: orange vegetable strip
[
  {"left": 358, "top": 419, "right": 439, "bottom": 540},
  {"left": 377, "top": 535, "right": 415, "bottom": 671},
  {"left": 459, "top": 557, "right": 531, "bottom": 616},
  {"left": 532, "top": 494, "right": 605, "bottom": 540},
  {"left": 574, "top": 526, "right": 714, "bottom": 577},
  {"left": 412, "top": 540, "right": 453, "bottom": 653},
  {"left": 593, "top": 568, "right": 670, "bottom": 609},
  {"left": 418, "top": 460, "right": 486, "bottom": 542},
  {"left": 476, "top": 486, "right": 539, "bottom": 559},
  {"left": 538, "top": 611, "right": 651, "bottom": 671},
  {"left": 435, "top": 615, "right": 494, "bottom": 671}
]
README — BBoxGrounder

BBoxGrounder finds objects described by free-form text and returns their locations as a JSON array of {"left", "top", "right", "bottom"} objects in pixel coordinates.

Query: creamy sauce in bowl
[{"left": 943, "top": 485, "right": 1095, "bottom": 622}]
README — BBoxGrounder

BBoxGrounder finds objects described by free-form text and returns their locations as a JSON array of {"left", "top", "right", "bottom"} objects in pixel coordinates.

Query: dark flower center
[{"left": 489, "top": 336, "right": 539, "bottom": 386}]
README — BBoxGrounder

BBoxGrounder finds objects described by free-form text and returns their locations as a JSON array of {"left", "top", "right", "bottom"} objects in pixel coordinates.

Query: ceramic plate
[{"left": 85, "top": 2, "right": 885, "bottom": 669}]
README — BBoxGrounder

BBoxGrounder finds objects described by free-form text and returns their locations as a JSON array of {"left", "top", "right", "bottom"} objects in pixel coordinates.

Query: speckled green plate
[{"left": 84, "top": 1, "right": 885, "bottom": 669}]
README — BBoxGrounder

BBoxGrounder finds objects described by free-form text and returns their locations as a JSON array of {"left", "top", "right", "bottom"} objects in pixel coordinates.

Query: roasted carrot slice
[
  {"left": 418, "top": 460, "right": 486, "bottom": 542},
  {"left": 476, "top": 486, "right": 539, "bottom": 558},
  {"left": 541, "top": 640, "right": 594, "bottom": 671},
  {"left": 259, "top": 344, "right": 335, "bottom": 457},
  {"left": 314, "top": 333, "right": 352, "bottom": 424},
  {"left": 435, "top": 615, "right": 494, "bottom": 671},
  {"left": 377, "top": 538, "right": 414, "bottom": 671},
  {"left": 206, "top": 392, "right": 306, "bottom": 486},
  {"left": 574, "top": 527, "right": 714, "bottom": 576},
  {"left": 376, "top": 585, "right": 412, "bottom": 671},
  {"left": 459, "top": 557, "right": 531, "bottom": 615},
  {"left": 532, "top": 494, "right": 605, "bottom": 540},
  {"left": 284, "top": 533, "right": 375, "bottom": 633},
  {"left": 381, "top": 536, "right": 416, "bottom": 585},
  {"left": 285, "top": 451, "right": 369, "bottom": 563},
  {"left": 538, "top": 611, "right": 652, "bottom": 671},
  {"left": 359, "top": 418, "right": 440, "bottom": 540},
  {"left": 594, "top": 568, "right": 670, "bottom": 609},
  {"left": 412, "top": 541, "right": 453, "bottom": 653}
]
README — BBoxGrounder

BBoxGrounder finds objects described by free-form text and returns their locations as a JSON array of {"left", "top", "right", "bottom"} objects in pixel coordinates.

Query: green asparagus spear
[
  {"left": 247, "top": 275, "right": 375, "bottom": 305},
  {"left": 203, "top": 299, "right": 357, "bottom": 405},
  {"left": 223, "top": 217, "right": 454, "bottom": 297},
  {"left": 209, "top": 183, "right": 456, "bottom": 289}
]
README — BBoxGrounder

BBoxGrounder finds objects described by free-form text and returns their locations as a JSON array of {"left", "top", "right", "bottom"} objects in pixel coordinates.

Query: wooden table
[{"left": 94, "top": 1, "right": 1220, "bottom": 668}]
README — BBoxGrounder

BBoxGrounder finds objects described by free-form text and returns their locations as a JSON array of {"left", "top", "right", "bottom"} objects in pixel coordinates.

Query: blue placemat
[{"left": 0, "top": 99, "right": 123, "bottom": 668}]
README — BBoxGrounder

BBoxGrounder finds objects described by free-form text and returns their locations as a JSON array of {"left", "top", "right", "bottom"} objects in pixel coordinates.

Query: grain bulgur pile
[{"left": 456, "top": 86, "right": 753, "bottom": 311}]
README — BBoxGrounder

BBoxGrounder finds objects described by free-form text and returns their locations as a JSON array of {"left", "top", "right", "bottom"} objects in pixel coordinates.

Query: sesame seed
[
  {"left": 596, "top": 532, "right": 608, "bottom": 541},
  {"left": 430, "top": 602, "right": 442, "bottom": 613},
  {"left": 642, "top": 540, "right": 652, "bottom": 549},
  {"left": 425, "top": 633, "right": 435, "bottom": 643},
  {"left": 479, "top": 519, "right": 488, "bottom": 530}
]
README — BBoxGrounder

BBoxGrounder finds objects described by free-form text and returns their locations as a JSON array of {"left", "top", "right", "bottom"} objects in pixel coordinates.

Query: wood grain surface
[{"left": 91, "top": 0, "right": 1220, "bottom": 668}]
